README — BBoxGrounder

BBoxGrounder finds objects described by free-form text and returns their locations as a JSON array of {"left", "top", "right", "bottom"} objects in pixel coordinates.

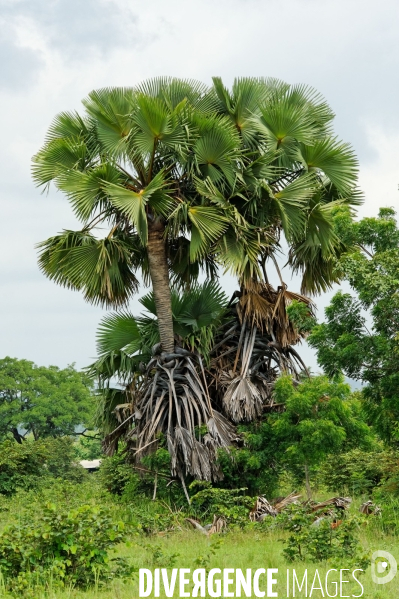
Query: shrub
[
  {"left": 1, "top": 478, "right": 107, "bottom": 519},
  {"left": 318, "top": 448, "right": 393, "bottom": 495},
  {"left": 98, "top": 453, "right": 135, "bottom": 496},
  {"left": 123, "top": 498, "right": 186, "bottom": 534},
  {"left": 216, "top": 422, "right": 281, "bottom": 497},
  {"left": 278, "top": 504, "right": 368, "bottom": 569},
  {"left": 189, "top": 486, "right": 254, "bottom": 525},
  {"left": 100, "top": 449, "right": 187, "bottom": 506},
  {"left": 0, "top": 503, "right": 132, "bottom": 591}
]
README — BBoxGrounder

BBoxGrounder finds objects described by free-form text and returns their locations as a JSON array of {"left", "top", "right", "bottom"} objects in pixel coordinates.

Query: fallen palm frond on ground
[
  {"left": 359, "top": 500, "right": 382, "bottom": 516},
  {"left": 310, "top": 496, "right": 352, "bottom": 513},
  {"left": 249, "top": 492, "right": 302, "bottom": 521},
  {"left": 185, "top": 515, "right": 226, "bottom": 536},
  {"left": 249, "top": 496, "right": 278, "bottom": 521}
]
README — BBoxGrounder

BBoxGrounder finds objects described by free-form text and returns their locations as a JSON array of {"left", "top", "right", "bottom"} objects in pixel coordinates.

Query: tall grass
[
  {"left": 1, "top": 483, "right": 399, "bottom": 598},
  {"left": 0, "top": 525, "right": 398, "bottom": 598}
]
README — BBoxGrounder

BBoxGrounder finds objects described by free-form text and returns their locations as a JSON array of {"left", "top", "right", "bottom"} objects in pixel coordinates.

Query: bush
[
  {"left": 0, "top": 438, "right": 86, "bottom": 495},
  {"left": 278, "top": 504, "right": 368, "bottom": 569},
  {"left": 99, "top": 454, "right": 137, "bottom": 496},
  {"left": 318, "top": 448, "right": 393, "bottom": 495},
  {"left": 0, "top": 502, "right": 132, "bottom": 591},
  {"left": 0, "top": 478, "right": 107, "bottom": 519},
  {"left": 100, "top": 449, "right": 188, "bottom": 507},
  {"left": 189, "top": 486, "right": 254, "bottom": 525},
  {"left": 216, "top": 421, "right": 281, "bottom": 497}
]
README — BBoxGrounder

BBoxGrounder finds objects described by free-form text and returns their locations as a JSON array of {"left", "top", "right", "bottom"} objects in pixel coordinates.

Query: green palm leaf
[
  {"left": 299, "top": 137, "right": 358, "bottom": 195},
  {"left": 36, "top": 230, "right": 138, "bottom": 307},
  {"left": 188, "top": 205, "right": 229, "bottom": 260},
  {"left": 56, "top": 163, "right": 122, "bottom": 221},
  {"left": 45, "top": 111, "right": 91, "bottom": 143},
  {"left": 96, "top": 312, "right": 141, "bottom": 357},
  {"left": 82, "top": 87, "right": 136, "bottom": 157},
  {"left": 102, "top": 171, "right": 171, "bottom": 243},
  {"left": 32, "top": 138, "right": 90, "bottom": 187}
]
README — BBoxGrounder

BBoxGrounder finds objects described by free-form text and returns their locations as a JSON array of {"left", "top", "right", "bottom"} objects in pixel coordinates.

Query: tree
[
  {"left": 33, "top": 78, "right": 361, "bottom": 481},
  {"left": 309, "top": 207, "right": 399, "bottom": 443},
  {"left": 271, "top": 375, "right": 372, "bottom": 498},
  {"left": 0, "top": 437, "right": 85, "bottom": 495},
  {"left": 0, "top": 357, "right": 94, "bottom": 442}
]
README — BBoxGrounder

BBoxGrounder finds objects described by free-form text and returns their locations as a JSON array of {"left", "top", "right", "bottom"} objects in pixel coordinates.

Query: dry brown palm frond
[
  {"left": 359, "top": 501, "right": 382, "bottom": 516},
  {"left": 208, "top": 297, "right": 308, "bottom": 422},
  {"left": 249, "top": 492, "right": 302, "bottom": 522},
  {"left": 273, "top": 492, "right": 302, "bottom": 512},
  {"left": 104, "top": 347, "right": 240, "bottom": 482},
  {"left": 310, "top": 497, "right": 352, "bottom": 513},
  {"left": 237, "top": 279, "right": 315, "bottom": 348},
  {"left": 208, "top": 515, "right": 226, "bottom": 534},
  {"left": 249, "top": 496, "right": 278, "bottom": 521},
  {"left": 185, "top": 517, "right": 208, "bottom": 535},
  {"left": 186, "top": 515, "right": 226, "bottom": 535}
]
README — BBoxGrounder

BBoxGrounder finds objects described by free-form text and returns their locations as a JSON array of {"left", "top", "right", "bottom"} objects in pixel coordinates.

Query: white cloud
[{"left": 359, "top": 127, "right": 399, "bottom": 216}]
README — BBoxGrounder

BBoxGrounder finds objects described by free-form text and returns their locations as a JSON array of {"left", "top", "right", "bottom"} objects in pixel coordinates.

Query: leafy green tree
[
  {"left": 271, "top": 375, "right": 372, "bottom": 498},
  {"left": 216, "top": 418, "right": 282, "bottom": 497},
  {"left": 73, "top": 432, "right": 103, "bottom": 461},
  {"left": 309, "top": 207, "right": 399, "bottom": 443},
  {"left": 0, "top": 437, "right": 85, "bottom": 495},
  {"left": 33, "top": 77, "right": 361, "bottom": 481},
  {"left": 0, "top": 357, "right": 94, "bottom": 442}
]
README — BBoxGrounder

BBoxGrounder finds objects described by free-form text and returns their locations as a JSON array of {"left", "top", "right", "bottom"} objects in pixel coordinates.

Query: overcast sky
[{"left": 1, "top": 0, "right": 398, "bottom": 371}]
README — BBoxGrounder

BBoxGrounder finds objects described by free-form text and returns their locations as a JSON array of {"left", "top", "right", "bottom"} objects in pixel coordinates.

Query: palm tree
[{"left": 33, "top": 77, "right": 360, "bottom": 481}]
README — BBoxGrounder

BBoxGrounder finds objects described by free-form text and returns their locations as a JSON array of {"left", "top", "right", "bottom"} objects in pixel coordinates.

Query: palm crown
[{"left": 33, "top": 77, "right": 359, "bottom": 352}]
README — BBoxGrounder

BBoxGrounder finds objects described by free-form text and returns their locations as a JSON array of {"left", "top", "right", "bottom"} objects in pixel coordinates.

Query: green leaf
[
  {"left": 96, "top": 313, "right": 141, "bottom": 357},
  {"left": 300, "top": 137, "right": 358, "bottom": 194},
  {"left": 188, "top": 206, "right": 229, "bottom": 260},
  {"left": 36, "top": 230, "right": 138, "bottom": 307}
]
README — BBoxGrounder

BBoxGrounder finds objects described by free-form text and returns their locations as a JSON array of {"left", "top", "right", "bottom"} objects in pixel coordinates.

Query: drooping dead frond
[
  {"left": 104, "top": 347, "right": 240, "bottom": 481},
  {"left": 237, "top": 279, "right": 315, "bottom": 347},
  {"left": 208, "top": 291, "right": 310, "bottom": 422}
]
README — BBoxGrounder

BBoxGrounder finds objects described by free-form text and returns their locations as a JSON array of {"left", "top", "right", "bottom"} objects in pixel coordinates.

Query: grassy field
[
  {"left": 1, "top": 520, "right": 398, "bottom": 598},
  {"left": 1, "top": 480, "right": 399, "bottom": 598}
]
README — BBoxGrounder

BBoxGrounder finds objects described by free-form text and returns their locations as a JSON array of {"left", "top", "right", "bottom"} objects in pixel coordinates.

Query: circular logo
[{"left": 371, "top": 551, "right": 397, "bottom": 585}]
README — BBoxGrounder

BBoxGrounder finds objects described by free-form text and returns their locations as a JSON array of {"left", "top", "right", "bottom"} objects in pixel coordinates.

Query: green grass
[
  {"left": 1, "top": 482, "right": 399, "bottom": 598},
  {"left": 1, "top": 524, "right": 398, "bottom": 598}
]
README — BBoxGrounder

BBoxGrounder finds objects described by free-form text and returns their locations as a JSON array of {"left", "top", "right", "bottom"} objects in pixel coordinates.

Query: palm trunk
[{"left": 147, "top": 221, "right": 175, "bottom": 353}]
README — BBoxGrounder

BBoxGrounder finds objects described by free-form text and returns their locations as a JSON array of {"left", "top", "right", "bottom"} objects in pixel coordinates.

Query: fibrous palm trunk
[{"left": 147, "top": 220, "right": 175, "bottom": 353}]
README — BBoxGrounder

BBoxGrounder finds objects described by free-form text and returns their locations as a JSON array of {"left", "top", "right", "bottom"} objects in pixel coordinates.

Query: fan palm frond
[
  {"left": 208, "top": 288, "right": 312, "bottom": 422},
  {"left": 36, "top": 230, "right": 138, "bottom": 307}
]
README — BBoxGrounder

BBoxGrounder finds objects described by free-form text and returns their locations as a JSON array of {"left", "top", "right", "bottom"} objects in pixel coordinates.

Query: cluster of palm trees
[{"left": 33, "top": 77, "right": 360, "bottom": 485}]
